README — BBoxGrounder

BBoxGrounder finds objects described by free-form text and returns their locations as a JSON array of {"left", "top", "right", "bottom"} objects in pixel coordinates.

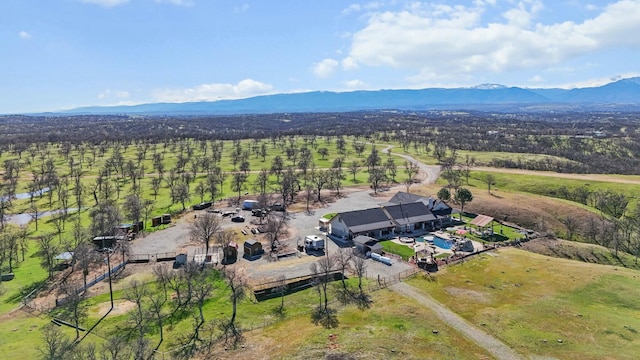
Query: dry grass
[
  {"left": 216, "top": 289, "right": 494, "bottom": 360},
  {"left": 407, "top": 248, "right": 640, "bottom": 360}
]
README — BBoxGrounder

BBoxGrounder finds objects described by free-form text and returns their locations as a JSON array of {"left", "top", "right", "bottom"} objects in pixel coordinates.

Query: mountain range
[{"left": 62, "top": 77, "right": 640, "bottom": 115}]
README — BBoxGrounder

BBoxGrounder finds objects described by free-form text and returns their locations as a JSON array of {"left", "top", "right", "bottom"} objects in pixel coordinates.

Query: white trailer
[
  {"left": 304, "top": 235, "right": 325, "bottom": 251},
  {"left": 242, "top": 200, "right": 259, "bottom": 210}
]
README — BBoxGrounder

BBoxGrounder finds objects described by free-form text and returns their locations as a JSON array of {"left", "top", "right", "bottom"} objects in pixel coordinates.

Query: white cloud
[
  {"left": 585, "top": 4, "right": 599, "bottom": 11},
  {"left": 343, "top": 79, "right": 367, "bottom": 88},
  {"left": 81, "top": 0, "right": 129, "bottom": 7},
  {"left": 528, "top": 75, "right": 544, "bottom": 83},
  {"left": 555, "top": 72, "right": 640, "bottom": 89},
  {"left": 152, "top": 79, "right": 274, "bottom": 103},
  {"left": 312, "top": 58, "right": 339, "bottom": 78},
  {"left": 342, "top": 2, "right": 383, "bottom": 16},
  {"left": 19, "top": 31, "right": 32, "bottom": 39},
  {"left": 342, "top": 57, "right": 359, "bottom": 71},
  {"left": 342, "top": 4, "right": 362, "bottom": 16},
  {"left": 98, "top": 89, "right": 130, "bottom": 100},
  {"left": 155, "top": 0, "right": 193, "bottom": 6},
  {"left": 343, "top": 0, "right": 640, "bottom": 84}
]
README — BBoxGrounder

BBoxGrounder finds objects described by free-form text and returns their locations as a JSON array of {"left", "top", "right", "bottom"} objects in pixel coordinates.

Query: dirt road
[
  {"left": 381, "top": 145, "right": 441, "bottom": 184},
  {"left": 391, "top": 282, "right": 524, "bottom": 360},
  {"left": 475, "top": 166, "right": 640, "bottom": 184}
]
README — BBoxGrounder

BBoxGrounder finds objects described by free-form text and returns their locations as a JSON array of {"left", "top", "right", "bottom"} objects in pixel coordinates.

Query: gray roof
[
  {"left": 336, "top": 208, "right": 395, "bottom": 233},
  {"left": 353, "top": 235, "right": 377, "bottom": 246},
  {"left": 383, "top": 202, "right": 437, "bottom": 225},
  {"left": 353, "top": 235, "right": 383, "bottom": 253},
  {"left": 386, "top": 191, "right": 427, "bottom": 204}
]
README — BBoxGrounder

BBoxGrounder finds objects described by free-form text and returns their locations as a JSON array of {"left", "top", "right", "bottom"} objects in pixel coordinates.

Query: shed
[
  {"left": 243, "top": 239, "right": 263, "bottom": 258},
  {"left": 353, "top": 235, "right": 383, "bottom": 256},
  {"left": 223, "top": 242, "right": 239, "bottom": 264},
  {"left": 92, "top": 235, "right": 125, "bottom": 249}
]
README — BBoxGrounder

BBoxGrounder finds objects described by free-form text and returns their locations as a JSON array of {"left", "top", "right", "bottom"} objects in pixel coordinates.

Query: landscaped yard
[{"left": 379, "top": 240, "right": 416, "bottom": 261}]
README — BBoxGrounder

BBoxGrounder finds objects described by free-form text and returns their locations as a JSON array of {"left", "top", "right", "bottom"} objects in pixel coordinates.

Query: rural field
[
  {"left": 406, "top": 247, "right": 640, "bottom": 360},
  {"left": 1, "top": 112, "right": 640, "bottom": 359}
]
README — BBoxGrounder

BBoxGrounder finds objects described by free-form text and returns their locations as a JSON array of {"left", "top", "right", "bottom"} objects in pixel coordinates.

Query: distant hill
[{"left": 62, "top": 77, "right": 640, "bottom": 115}]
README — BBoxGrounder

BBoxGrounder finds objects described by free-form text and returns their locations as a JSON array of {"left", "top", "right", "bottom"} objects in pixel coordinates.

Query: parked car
[
  {"left": 231, "top": 215, "right": 245, "bottom": 223},
  {"left": 269, "top": 203, "right": 285, "bottom": 212},
  {"left": 222, "top": 211, "right": 236, "bottom": 217},
  {"left": 252, "top": 208, "right": 268, "bottom": 217},
  {"left": 192, "top": 201, "right": 212, "bottom": 210}
]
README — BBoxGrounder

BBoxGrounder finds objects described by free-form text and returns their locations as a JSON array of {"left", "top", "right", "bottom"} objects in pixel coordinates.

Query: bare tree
[
  {"left": 333, "top": 247, "right": 352, "bottom": 298},
  {"left": 147, "top": 287, "right": 167, "bottom": 349},
  {"left": 310, "top": 256, "right": 338, "bottom": 328},
  {"left": 215, "top": 229, "right": 236, "bottom": 265},
  {"left": 58, "top": 280, "right": 86, "bottom": 339},
  {"left": 274, "top": 274, "right": 287, "bottom": 316},
  {"left": 90, "top": 201, "right": 122, "bottom": 237},
  {"left": 153, "top": 264, "right": 172, "bottom": 301},
  {"left": 368, "top": 168, "right": 387, "bottom": 195},
  {"left": 560, "top": 215, "right": 581, "bottom": 241},
  {"left": 220, "top": 266, "right": 246, "bottom": 346},
  {"left": 37, "top": 233, "right": 59, "bottom": 279},
  {"left": 73, "top": 242, "right": 100, "bottom": 290},
  {"left": 264, "top": 212, "right": 290, "bottom": 256},
  {"left": 39, "top": 325, "right": 72, "bottom": 360},
  {"left": 485, "top": 173, "right": 496, "bottom": 194},
  {"left": 101, "top": 334, "right": 132, "bottom": 360},
  {"left": 122, "top": 193, "right": 144, "bottom": 226},
  {"left": 190, "top": 213, "right": 222, "bottom": 255},
  {"left": 124, "top": 280, "right": 149, "bottom": 346}
]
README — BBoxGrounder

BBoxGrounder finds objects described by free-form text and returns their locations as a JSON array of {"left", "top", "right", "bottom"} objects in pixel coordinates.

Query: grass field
[
  {"left": 219, "top": 288, "right": 494, "bottom": 360},
  {"left": 406, "top": 247, "right": 640, "bottom": 360},
  {"left": 0, "top": 275, "right": 494, "bottom": 360}
]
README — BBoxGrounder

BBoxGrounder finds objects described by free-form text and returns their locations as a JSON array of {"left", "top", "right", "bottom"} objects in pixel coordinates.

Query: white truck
[{"left": 304, "top": 235, "right": 325, "bottom": 251}]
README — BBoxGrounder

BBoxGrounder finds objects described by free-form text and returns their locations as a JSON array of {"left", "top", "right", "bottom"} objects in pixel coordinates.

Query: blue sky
[{"left": 2, "top": 0, "right": 639, "bottom": 113}]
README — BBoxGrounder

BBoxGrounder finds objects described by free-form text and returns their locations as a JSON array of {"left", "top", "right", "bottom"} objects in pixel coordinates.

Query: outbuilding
[
  {"left": 223, "top": 242, "right": 239, "bottom": 264},
  {"left": 353, "top": 235, "right": 383, "bottom": 256},
  {"left": 243, "top": 239, "right": 263, "bottom": 258}
]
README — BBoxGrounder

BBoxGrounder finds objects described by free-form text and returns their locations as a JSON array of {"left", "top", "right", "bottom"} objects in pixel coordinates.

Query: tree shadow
[
  {"left": 6, "top": 279, "right": 47, "bottom": 304},
  {"left": 311, "top": 306, "right": 339, "bottom": 329},
  {"left": 271, "top": 304, "right": 286, "bottom": 320}
]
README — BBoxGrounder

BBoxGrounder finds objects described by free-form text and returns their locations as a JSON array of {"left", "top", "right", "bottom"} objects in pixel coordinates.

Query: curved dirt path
[
  {"left": 381, "top": 145, "right": 441, "bottom": 184},
  {"left": 475, "top": 166, "right": 640, "bottom": 185},
  {"left": 391, "top": 282, "right": 524, "bottom": 360}
]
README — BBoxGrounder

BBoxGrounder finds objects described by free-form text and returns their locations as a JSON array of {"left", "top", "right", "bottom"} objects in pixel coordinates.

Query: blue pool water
[
  {"left": 433, "top": 237, "right": 453, "bottom": 249},
  {"left": 416, "top": 235, "right": 453, "bottom": 249}
]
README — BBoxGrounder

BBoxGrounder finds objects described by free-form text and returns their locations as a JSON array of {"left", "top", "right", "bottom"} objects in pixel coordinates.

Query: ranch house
[{"left": 328, "top": 192, "right": 455, "bottom": 240}]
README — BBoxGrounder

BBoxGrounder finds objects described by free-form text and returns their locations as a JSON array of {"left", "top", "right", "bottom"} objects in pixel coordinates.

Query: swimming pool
[
  {"left": 433, "top": 237, "right": 454, "bottom": 250},
  {"left": 416, "top": 235, "right": 453, "bottom": 249}
]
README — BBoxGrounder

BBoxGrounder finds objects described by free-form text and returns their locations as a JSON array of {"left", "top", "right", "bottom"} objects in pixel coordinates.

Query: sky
[{"left": 1, "top": 0, "right": 640, "bottom": 114}]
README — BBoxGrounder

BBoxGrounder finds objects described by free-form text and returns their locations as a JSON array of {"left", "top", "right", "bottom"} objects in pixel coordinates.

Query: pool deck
[{"left": 389, "top": 230, "right": 484, "bottom": 257}]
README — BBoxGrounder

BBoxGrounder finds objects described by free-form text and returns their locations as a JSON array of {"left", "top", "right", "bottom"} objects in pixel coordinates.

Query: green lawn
[{"left": 379, "top": 240, "right": 415, "bottom": 261}]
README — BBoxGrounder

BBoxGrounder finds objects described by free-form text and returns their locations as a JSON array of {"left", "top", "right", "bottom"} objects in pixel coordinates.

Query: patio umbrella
[{"left": 456, "top": 229, "right": 468, "bottom": 235}]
